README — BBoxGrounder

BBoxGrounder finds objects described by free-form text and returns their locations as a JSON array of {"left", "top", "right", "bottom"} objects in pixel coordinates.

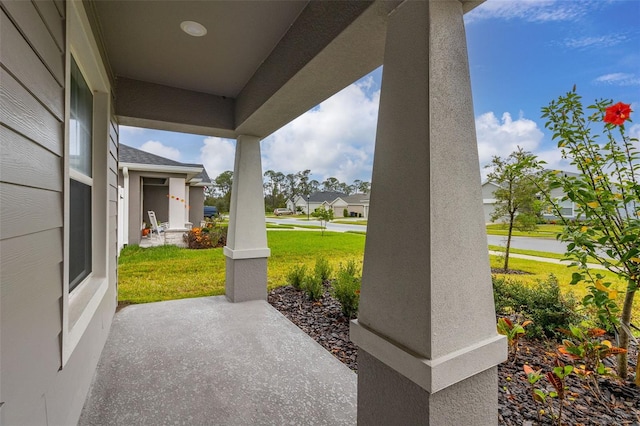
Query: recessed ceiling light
[{"left": 180, "top": 21, "right": 207, "bottom": 37}]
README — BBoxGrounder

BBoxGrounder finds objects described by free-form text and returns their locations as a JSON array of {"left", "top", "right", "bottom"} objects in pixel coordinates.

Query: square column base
[
  {"left": 164, "top": 229, "right": 188, "bottom": 248},
  {"left": 357, "top": 350, "right": 499, "bottom": 425},
  {"left": 225, "top": 257, "right": 267, "bottom": 302}
]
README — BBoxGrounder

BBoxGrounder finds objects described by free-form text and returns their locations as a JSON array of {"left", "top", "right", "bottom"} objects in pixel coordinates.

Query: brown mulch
[
  {"left": 268, "top": 284, "right": 640, "bottom": 426},
  {"left": 492, "top": 267, "right": 533, "bottom": 275}
]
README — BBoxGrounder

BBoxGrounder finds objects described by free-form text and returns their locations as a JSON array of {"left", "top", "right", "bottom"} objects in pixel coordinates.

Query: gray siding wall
[{"left": 0, "top": 1, "right": 117, "bottom": 424}]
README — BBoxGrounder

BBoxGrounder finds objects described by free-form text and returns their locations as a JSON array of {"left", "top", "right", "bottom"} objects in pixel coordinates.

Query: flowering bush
[
  {"left": 536, "top": 89, "right": 637, "bottom": 380},
  {"left": 184, "top": 227, "right": 213, "bottom": 249}
]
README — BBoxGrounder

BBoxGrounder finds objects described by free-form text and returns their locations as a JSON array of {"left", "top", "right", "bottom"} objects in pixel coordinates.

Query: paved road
[
  {"left": 268, "top": 217, "right": 572, "bottom": 255},
  {"left": 267, "top": 217, "right": 367, "bottom": 233},
  {"left": 486, "top": 235, "right": 568, "bottom": 255}
]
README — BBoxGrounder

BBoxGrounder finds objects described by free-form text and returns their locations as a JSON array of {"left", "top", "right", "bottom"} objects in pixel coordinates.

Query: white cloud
[
  {"left": 199, "top": 137, "right": 236, "bottom": 180},
  {"left": 475, "top": 111, "right": 545, "bottom": 178},
  {"left": 563, "top": 34, "right": 628, "bottom": 50},
  {"left": 261, "top": 79, "right": 380, "bottom": 184},
  {"left": 465, "top": 0, "right": 598, "bottom": 23},
  {"left": 593, "top": 73, "right": 640, "bottom": 86},
  {"left": 140, "top": 140, "right": 182, "bottom": 161}
]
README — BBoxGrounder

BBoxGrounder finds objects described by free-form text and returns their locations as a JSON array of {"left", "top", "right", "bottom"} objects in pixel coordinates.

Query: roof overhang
[
  {"left": 87, "top": 0, "right": 484, "bottom": 139},
  {"left": 119, "top": 162, "right": 204, "bottom": 182}
]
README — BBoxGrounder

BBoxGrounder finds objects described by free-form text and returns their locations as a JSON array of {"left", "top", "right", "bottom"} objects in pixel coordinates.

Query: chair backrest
[{"left": 147, "top": 211, "right": 162, "bottom": 234}]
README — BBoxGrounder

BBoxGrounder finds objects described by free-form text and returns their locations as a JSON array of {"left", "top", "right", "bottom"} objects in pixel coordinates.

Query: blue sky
[{"left": 120, "top": 0, "right": 640, "bottom": 184}]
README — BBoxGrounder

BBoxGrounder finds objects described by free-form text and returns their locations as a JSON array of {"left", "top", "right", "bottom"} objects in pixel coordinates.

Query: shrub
[
  {"left": 331, "top": 260, "right": 361, "bottom": 318},
  {"left": 200, "top": 218, "right": 228, "bottom": 247},
  {"left": 343, "top": 208, "right": 349, "bottom": 218},
  {"left": 493, "top": 274, "right": 580, "bottom": 339},
  {"left": 286, "top": 264, "right": 307, "bottom": 290},
  {"left": 184, "top": 227, "right": 213, "bottom": 249},
  {"left": 314, "top": 256, "right": 332, "bottom": 281},
  {"left": 303, "top": 274, "right": 324, "bottom": 301}
]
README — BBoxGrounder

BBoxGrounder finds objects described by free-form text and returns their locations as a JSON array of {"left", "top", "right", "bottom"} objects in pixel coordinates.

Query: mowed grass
[
  {"left": 486, "top": 223, "right": 564, "bottom": 239},
  {"left": 118, "top": 231, "right": 365, "bottom": 304},
  {"left": 118, "top": 230, "right": 637, "bottom": 325}
]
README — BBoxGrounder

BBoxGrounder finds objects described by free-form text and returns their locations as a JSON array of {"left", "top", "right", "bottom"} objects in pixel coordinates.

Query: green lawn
[
  {"left": 488, "top": 245, "right": 566, "bottom": 260},
  {"left": 118, "top": 231, "right": 365, "bottom": 304},
  {"left": 486, "top": 223, "right": 564, "bottom": 239},
  {"left": 118, "top": 230, "right": 637, "bottom": 324}
]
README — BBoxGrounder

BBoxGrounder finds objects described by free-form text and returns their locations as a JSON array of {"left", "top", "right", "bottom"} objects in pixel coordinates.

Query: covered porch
[
  {"left": 79, "top": 297, "right": 356, "bottom": 425},
  {"left": 93, "top": 0, "right": 504, "bottom": 424}
]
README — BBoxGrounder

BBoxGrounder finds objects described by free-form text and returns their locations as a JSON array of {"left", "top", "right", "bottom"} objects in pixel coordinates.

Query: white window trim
[{"left": 62, "top": 0, "right": 112, "bottom": 366}]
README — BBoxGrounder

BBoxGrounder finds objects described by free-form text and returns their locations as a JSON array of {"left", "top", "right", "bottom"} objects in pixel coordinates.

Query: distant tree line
[{"left": 205, "top": 169, "right": 370, "bottom": 213}]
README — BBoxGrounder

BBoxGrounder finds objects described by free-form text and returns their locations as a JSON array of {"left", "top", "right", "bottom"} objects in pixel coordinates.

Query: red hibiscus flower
[{"left": 603, "top": 102, "right": 632, "bottom": 126}]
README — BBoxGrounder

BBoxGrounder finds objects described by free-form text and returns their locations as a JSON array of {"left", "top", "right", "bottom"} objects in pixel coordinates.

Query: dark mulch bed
[
  {"left": 492, "top": 267, "right": 533, "bottom": 275},
  {"left": 268, "top": 284, "right": 640, "bottom": 426}
]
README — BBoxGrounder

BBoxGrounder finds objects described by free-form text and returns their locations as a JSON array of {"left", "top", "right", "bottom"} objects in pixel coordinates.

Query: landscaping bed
[{"left": 268, "top": 284, "right": 640, "bottom": 425}]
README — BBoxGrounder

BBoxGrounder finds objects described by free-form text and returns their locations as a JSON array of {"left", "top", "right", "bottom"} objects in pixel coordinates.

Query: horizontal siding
[
  {"left": 109, "top": 120, "right": 118, "bottom": 147},
  {"left": 1, "top": 0, "right": 67, "bottom": 424},
  {"left": 1, "top": 9, "right": 64, "bottom": 120},
  {"left": 108, "top": 152, "right": 118, "bottom": 175},
  {"left": 0, "top": 126, "right": 62, "bottom": 191},
  {"left": 0, "top": 0, "right": 64, "bottom": 84},
  {"left": 52, "top": 0, "right": 64, "bottom": 18},
  {"left": 0, "top": 68, "right": 63, "bottom": 156},
  {"left": 33, "top": 0, "right": 65, "bottom": 51},
  {"left": 1, "top": 230, "right": 62, "bottom": 424},
  {"left": 0, "top": 182, "right": 63, "bottom": 240}
]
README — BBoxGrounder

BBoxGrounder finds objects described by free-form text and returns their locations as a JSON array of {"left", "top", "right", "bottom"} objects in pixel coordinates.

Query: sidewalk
[{"left": 488, "top": 250, "right": 607, "bottom": 270}]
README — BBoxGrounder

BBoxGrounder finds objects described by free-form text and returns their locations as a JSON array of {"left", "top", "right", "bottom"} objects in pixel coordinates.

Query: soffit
[{"left": 92, "top": 1, "right": 308, "bottom": 98}]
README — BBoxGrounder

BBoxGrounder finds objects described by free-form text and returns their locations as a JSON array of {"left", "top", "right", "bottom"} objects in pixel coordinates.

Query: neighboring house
[
  {"left": 118, "top": 144, "right": 212, "bottom": 249},
  {"left": 329, "top": 193, "right": 370, "bottom": 218},
  {"left": 1, "top": 1, "right": 503, "bottom": 425},
  {"left": 287, "top": 191, "right": 347, "bottom": 214},
  {"left": 481, "top": 170, "right": 580, "bottom": 223},
  {"left": 481, "top": 180, "right": 504, "bottom": 223}
]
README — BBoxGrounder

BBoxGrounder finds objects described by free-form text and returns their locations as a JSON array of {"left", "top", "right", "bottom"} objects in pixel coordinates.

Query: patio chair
[{"left": 147, "top": 211, "right": 167, "bottom": 240}]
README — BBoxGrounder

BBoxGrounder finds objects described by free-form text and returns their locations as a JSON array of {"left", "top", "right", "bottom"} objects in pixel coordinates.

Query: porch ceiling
[{"left": 89, "top": 0, "right": 483, "bottom": 139}]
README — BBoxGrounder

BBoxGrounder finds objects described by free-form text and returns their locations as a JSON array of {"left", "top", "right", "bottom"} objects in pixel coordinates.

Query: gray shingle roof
[
  {"left": 339, "top": 193, "right": 370, "bottom": 203},
  {"left": 308, "top": 191, "right": 347, "bottom": 202},
  {"left": 119, "top": 144, "right": 187, "bottom": 167},
  {"left": 119, "top": 144, "right": 211, "bottom": 184}
]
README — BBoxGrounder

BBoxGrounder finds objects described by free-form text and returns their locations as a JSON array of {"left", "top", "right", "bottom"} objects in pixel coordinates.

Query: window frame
[{"left": 62, "top": 0, "right": 112, "bottom": 366}]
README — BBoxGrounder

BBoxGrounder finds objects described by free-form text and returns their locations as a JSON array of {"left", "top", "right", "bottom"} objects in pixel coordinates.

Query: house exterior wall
[
  {"left": 144, "top": 185, "right": 170, "bottom": 224},
  {"left": 348, "top": 204, "right": 366, "bottom": 217},
  {"left": 189, "top": 186, "right": 205, "bottom": 225},
  {"left": 0, "top": 1, "right": 117, "bottom": 424},
  {"left": 481, "top": 182, "right": 500, "bottom": 223}
]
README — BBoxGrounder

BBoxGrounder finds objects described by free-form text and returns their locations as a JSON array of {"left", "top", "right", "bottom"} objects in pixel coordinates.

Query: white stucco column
[
  {"left": 224, "top": 135, "right": 270, "bottom": 302},
  {"left": 168, "top": 177, "right": 186, "bottom": 229},
  {"left": 350, "top": 1, "right": 507, "bottom": 424}
]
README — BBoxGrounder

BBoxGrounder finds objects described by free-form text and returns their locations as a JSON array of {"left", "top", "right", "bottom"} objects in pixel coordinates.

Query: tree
[
  {"left": 211, "top": 170, "right": 233, "bottom": 213},
  {"left": 355, "top": 180, "right": 371, "bottom": 194},
  {"left": 263, "top": 170, "right": 285, "bottom": 211},
  {"left": 297, "top": 169, "right": 312, "bottom": 197},
  {"left": 537, "top": 90, "right": 638, "bottom": 380},
  {"left": 284, "top": 173, "right": 299, "bottom": 201},
  {"left": 485, "top": 147, "right": 545, "bottom": 271},
  {"left": 322, "top": 177, "right": 340, "bottom": 192},
  {"left": 312, "top": 206, "right": 334, "bottom": 236}
]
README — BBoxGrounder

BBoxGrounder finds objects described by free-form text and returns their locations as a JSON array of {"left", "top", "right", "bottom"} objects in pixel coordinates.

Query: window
[
  {"left": 62, "top": 0, "right": 112, "bottom": 366},
  {"left": 68, "top": 56, "right": 93, "bottom": 291}
]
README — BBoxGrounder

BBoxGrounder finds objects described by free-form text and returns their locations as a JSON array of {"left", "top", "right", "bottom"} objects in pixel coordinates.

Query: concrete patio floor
[{"left": 79, "top": 296, "right": 357, "bottom": 425}]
